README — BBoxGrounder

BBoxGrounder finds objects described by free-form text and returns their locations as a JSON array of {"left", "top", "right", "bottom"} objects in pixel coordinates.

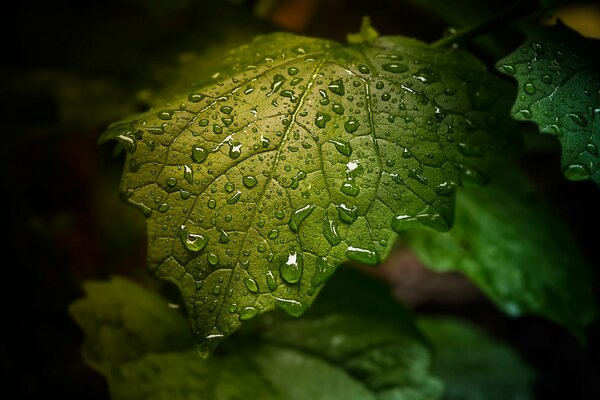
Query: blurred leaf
[
  {"left": 70, "top": 270, "right": 442, "bottom": 400},
  {"left": 418, "top": 317, "right": 535, "bottom": 400},
  {"left": 402, "top": 164, "right": 598, "bottom": 338}
]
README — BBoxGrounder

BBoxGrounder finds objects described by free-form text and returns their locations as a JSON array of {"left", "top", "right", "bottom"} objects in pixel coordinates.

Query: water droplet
[
  {"left": 244, "top": 277, "right": 259, "bottom": 293},
  {"left": 341, "top": 181, "right": 360, "bottom": 196},
  {"left": 315, "top": 112, "right": 331, "bottom": 128},
  {"left": 586, "top": 143, "right": 598, "bottom": 156},
  {"left": 207, "top": 199, "right": 216, "bottom": 209},
  {"left": 435, "top": 181, "right": 456, "bottom": 196},
  {"left": 239, "top": 306, "right": 259, "bottom": 321},
  {"left": 243, "top": 175, "right": 258, "bottom": 188},
  {"left": 456, "top": 142, "right": 482, "bottom": 157},
  {"left": 268, "top": 74, "right": 286, "bottom": 96},
  {"left": 385, "top": 159, "right": 395, "bottom": 167},
  {"left": 358, "top": 65, "right": 370, "bottom": 74},
  {"left": 287, "top": 67, "right": 299, "bottom": 76},
  {"left": 328, "top": 79, "right": 345, "bottom": 96},
  {"left": 166, "top": 177, "right": 178, "bottom": 187},
  {"left": 344, "top": 117, "right": 359, "bottom": 133},
  {"left": 541, "top": 75, "right": 552, "bottom": 84},
  {"left": 266, "top": 270, "right": 277, "bottom": 292},
  {"left": 183, "top": 165, "right": 194, "bottom": 184},
  {"left": 213, "top": 285, "right": 221, "bottom": 295},
  {"left": 220, "top": 105, "right": 233, "bottom": 115},
  {"left": 408, "top": 168, "right": 428, "bottom": 185},
  {"left": 228, "top": 140, "right": 242, "bottom": 159},
  {"left": 227, "top": 191, "right": 241, "bottom": 205},
  {"left": 290, "top": 171, "right": 307, "bottom": 189},
  {"left": 567, "top": 113, "right": 588, "bottom": 127},
  {"left": 500, "top": 64, "right": 516, "bottom": 75},
  {"left": 375, "top": 81, "right": 385, "bottom": 89},
  {"left": 191, "top": 146, "right": 208, "bottom": 163},
  {"left": 413, "top": 68, "right": 440, "bottom": 84},
  {"left": 180, "top": 189, "right": 191, "bottom": 200},
  {"left": 178, "top": 225, "right": 208, "bottom": 252},
  {"left": 443, "top": 87, "right": 457, "bottom": 96},
  {"left": 280, "top": 251, "right": 303, "bottom": 284},
  {"left": 275, "top": 210, "right": 285, "bottom": 219},
  {"left": 188, "top": 93, "right": 205, "bottom": 103},
  {"left": 158, "top": 203, "right": 169, "bottom": 213},
  {"left": 275, "top": 297, "right": 306, "bottom": 317},
  {"left": 268, "top": 229, "right": 279, "bottom": 239},
  {"left": 219, "top": 229, "right": 230, "bottom": 243},
  {"left": 337, "top": 203, "right": 358, "bottom": 223},
  {"left": 518, "top": 109, "right": 532, "bottom": 119},
  {"left": 564, "top": 163, "right": 590, "bottom": 181},
  {"left": 531, "top": 41, "right": 544, "bottom": 54},
  {"left": 330, "top": 140, "right": 352, "bottom": 156},
  {"left": 345, "top": 246, "right": 380, "bottom": 266},
  {"left": 323, "top": 219, "right": 341, "bottom": 246},
  {"left": 524, "top": 83, "right": 536, "bottom": 95},
  {"left": 199, "top": 119, "right": 209, "bottom": 127},
  {"left": 157, "top": 110, "right": 173, "bottom": 120},
  {"left": 382, "top": 63, "right": 409, "bottom": 73},
  {"left": 225, "top": 182, "right": 235, "bottom": 192},
  {"left": 207, "top": 253, "right": 219, "bottom": 265},
  {"left": 288, "top": 204, "right": 316, "bottom": 232},
  {"left": 332, "top": 102, "right": 345, "bottom": 115}
]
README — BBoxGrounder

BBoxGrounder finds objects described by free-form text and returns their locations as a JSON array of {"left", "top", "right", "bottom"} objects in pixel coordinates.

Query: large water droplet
[
  {"left": 287, "top": 67, "right": 299, "bottom": 76},
  {"left": 382, "top": 63, "right": 409, "bottom": 73},
  {"left": 344, "top": 117, "right": 359, "bottom": 133},
  {"left": 413, "top": 68, "right": 440, "bottom": 84},
  {"left": 268, "top": 74, "right": 286, "bottom": 96},
  {"left": 268, "top": 229, "right": 279, "bottom": 239},
  {"left": 328, "top": 79, "right": 345, "bottom": 96},
  {"left": 244, "top": 277, "right": 259, "bottom": 293},
  {"left": 564, "top": 163, "right": 590, "bottom": 181},
  {"left": 243, "top": 175, "right": 258, "bottom": 188},
  {"left": 280, "top": 251, "right": 303, "bottom": 284},
  {"left": 188, "top": 93, "right": 205, "bottom": 103},
  {"left": 157, "top": 110, "right": 173, "bottom": 120},
  {"left": 567, "top": 113, "right": 588, "bottom": 127},
  {"left": 524, "top": 83, "right": 536, "bottom": 95},
  {"left": 323, "top": 219, "right": 341, "bottom": 246},
  {"left": 332, "top": 102, "right": 345, "bottom": 115},
  {"left": 178, "top": 225, "right": 208, "bottom": 252},
  {"left": 290, "top": 171, "right": 307, "bottom": 189},
  {"left": 288, "top": 204, "right": 316, "bottom": 232},
  {"left": 219, "top": 229, "right": 230, "bottom": 243},
  {"left": 315, "top": 112, "right": 331, "bottom": 129},
  {"left": 226, "top": 191, "right": 241, "bottom": 205},
  {"left": 239, "top": 306, "right": 259, "bottom": 321},
  {"left": 330, "top": 140, "right": 352, "bottom": 156},
  {"left": 337, "top": 203, "right": 358, "bottom": 223},
  {"left": 275, "top": 297, "right": 306, "bottom": 317},
  {"left": 207, "top": 253, "right": 219, "bottom": 266},
  {"left": 345, "top": 246, "right": 380, "bottom": 266},
  {"left": 266, "top": 270, "right": 277, "bottom": 292},
  {"left": 191, "top": 146, "right": 208, "bottom": 163},
  {"left": 341, "top": 181, "right": 360, "bottom": 196}
]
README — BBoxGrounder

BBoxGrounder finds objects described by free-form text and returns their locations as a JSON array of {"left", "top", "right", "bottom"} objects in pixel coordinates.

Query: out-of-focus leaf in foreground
[
  {"left": 418, "top": 316, "right": 535, "bottom": 400},
  {"left": 402, "top": 165, "right": 598, "bottom": 339},
  {"left": 69, "top": 271, "right": 442, "bottom": 400},
  {"left": 100, "top": 28, "right": 517, "bottom": 349},
  {"left": 497, "top": 23, "right": 600, "bottom": 185}
]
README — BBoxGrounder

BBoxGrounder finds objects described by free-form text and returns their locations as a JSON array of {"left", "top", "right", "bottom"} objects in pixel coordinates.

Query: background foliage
[{"left": 4, "top": 0, "right": 599, "bottom": 398}]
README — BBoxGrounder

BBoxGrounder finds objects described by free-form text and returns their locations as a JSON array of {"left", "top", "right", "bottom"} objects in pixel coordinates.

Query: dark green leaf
[
  {"left": 402, "top": 165, "right": 598, "bottom": 338},
  {"left": 418, "top": 317, "right": 535, "bottom": 400},
  {"left": 70, "top": 271, "right": 442, "bottom": 400},
  {"left": 101, "top": 31, "right": 517, "bottom": 349},
  {"left": 497, "top": 23, "right": 600, "bottom": 185}
]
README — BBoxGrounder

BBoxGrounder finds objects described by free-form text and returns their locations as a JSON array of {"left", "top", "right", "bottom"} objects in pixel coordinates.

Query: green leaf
[
  {"left": 101, "top": 31, "right": 517, "bottom": 349},
  {"left": 497, "top": 23, "right": 600, "bottom": 185},
  {"left": 418, "top": 317, "right": 535, "bottom": 400},
  {"left": 401, "top": 164, "right": 598, "bottom": 338},
  {"left": 70, "top": 271, "right": 442, "bottom": 400}
]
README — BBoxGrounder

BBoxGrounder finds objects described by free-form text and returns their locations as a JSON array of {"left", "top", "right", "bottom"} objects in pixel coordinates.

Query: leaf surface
[
  {"left": 69, "top": 271, "right": 442, "bottom": 400},
  {"left": 101, "top": 32, "right": 517, "bottom": 348},
  {"left": 418, "top": 317, "right": 535, "bottom": 400},
  {"left": 497, "top": 23, "right": 600, "bottom": 184},
  {"left": 402, "top": 165, "right": 598, "bottom": 338}
]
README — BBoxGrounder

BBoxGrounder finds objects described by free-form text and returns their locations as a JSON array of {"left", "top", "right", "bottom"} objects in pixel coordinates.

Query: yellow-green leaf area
[{"left": 101, "top": 31, "right": 517, "bottom": 349}]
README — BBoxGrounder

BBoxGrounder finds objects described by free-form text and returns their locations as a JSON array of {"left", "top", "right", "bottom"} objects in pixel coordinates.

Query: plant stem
[{"left": 431, "top": 0, "right": 557, "bottom": 48}]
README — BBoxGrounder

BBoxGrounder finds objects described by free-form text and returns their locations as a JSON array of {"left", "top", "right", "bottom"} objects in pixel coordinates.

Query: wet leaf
[
  {"left": 101, "top": 31, "right": 517, "bottom": 349},
  {"left": 497, "top": 23, "right": 600, "bottom": 185}
]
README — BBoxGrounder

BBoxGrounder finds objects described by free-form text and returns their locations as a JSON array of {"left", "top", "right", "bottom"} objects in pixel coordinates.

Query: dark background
[{"left": 2, "top": 0, "right": 599, "bottom": 398}]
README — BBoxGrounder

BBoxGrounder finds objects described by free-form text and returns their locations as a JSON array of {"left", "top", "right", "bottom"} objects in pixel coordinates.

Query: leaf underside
[
  {"left": 101, "top": 32, "right": 517, "bottom": 349},
  {"left": 497, "top": 23, "right": 600, "bottom": 185}
]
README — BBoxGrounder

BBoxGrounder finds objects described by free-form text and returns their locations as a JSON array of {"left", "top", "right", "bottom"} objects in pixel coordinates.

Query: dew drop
[
  {"left": 280, "top": 251, "right": 303, "bottom": 284},
  {"left": 337, "top": 203, "right": 358, "bottom": 224},
  {"left": 188, "top": 93, "right": 205, "bottom": 103},
  {"left": 268, "top": 229, "right": 279, "bottom": 239},
  {"left": 243, "top": 175, "right": 258, "bottom": 188},
  {"left": 413, "top": 67, "right": 440, "bottom": 84},
  {"left": 225, "top": 182, "right": 235, "bottom": 192},
  {"left": 266, "top": 270, "right": 278, "bottom": 292},
  {"left": 332, "top": 102, "right": 345, "bottom": 115},
  {"left": 157, "top": 110, "right": 173, "bottom": 120},
  {"left": 207, "top": 199, "right": 216, "bottom": 209},
  {"left": 358, "top": 65, "right": 370, "bottom": 74},
  {"left": 345, "top": 246, "right": 380, "bottom": 266},
  {"left": 191, "top": 146, "right": 208, "bottom": 163},
  {"left": 323, "top": 219, "right": 341, "bottom": 246},
  {"left": 541, "top": 75, "right": 552, "bottom": 84},
  {"left": 275, "top": 297, "right": 306, "bottom": 317},
  {"left": 219, "top": 229, "right": 230, "bottom": 243},
  {"left": 244, "top": 277, "right": 259, "bottom": 293},
  {"left": 330, "top": 140, "right": 352, "bottom": 156},
  {"left": 382, "top": 63, "right": 409, "bottom": 73},
  {"left": 239, "top": 306, "right": 259, "bottom": 321},
  {"left": 226, "top": 191, "right": 241, "bottom": 205},
  {"left": 287, "top": 67, "right": 299, "bottom": 76},
  {"left": 220, "top": 105, "right": 233, "bottom": 115},
  {"left": 564, "top": 163, "right": 590, "bottom": 181},
  {"left": 500, "top": 64, "right": 516, "bottom": 75},
  {"left": 328, "top": 79, "right": 345, "bottom": 96},
  {"left": 290, "top": 171, "right": 307, "bottom": 189},
  {"left": 288, "top": 204, "right": 316, "bottom": 232},
  {"left": 315, "top": 112, "right": 331, "bottom": 128},
  {"left": 567, "top": 113, "right": 588, "bottom": 127},
  {"left": 524, "top": 83, "right": 536, "bottom": 95},
  {"left": 178, "top": 225, "right": 208, "bottom": 252},
  {"left": 275, "top": 210, "right": 285, "bottom": 219},
  {"left": 207, "top": 253, "right": 219, "bottom": 266},
  {"left": 344, "top": 117, "right": 359, "bottom": 133},
  {"left": 586, "top": 143, "right": 598, "bottom": 156}
]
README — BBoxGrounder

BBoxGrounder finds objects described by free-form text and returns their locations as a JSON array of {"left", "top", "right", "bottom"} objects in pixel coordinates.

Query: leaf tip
[{"left": 347, "top": 16, "right": 379, "bottom": 45}]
